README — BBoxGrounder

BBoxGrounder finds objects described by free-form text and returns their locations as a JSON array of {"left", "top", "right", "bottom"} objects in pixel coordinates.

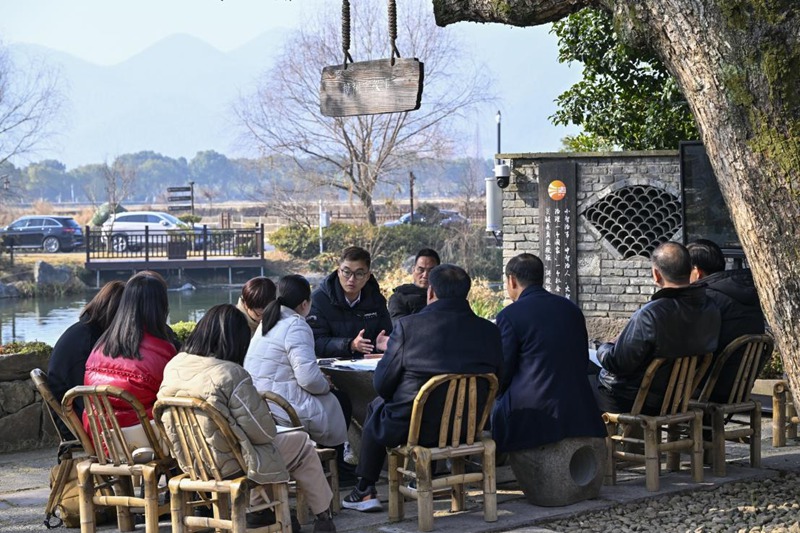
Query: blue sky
[
  {"left": 1, "top": 0, "right": 579, "bottom": 164},
  {"left": 1, "top": 0, "right": 323, "bottom": 65}
]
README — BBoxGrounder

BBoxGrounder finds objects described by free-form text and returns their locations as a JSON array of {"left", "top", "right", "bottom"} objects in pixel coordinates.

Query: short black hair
[
  {"left": 505, "top": 253, "right": 544, "bottom": 287},
  {"left": 341, "top": 246, "right": 371, "bottom": 268},
  {"left": 183, "top": 304, "right": 252, "bottom": 365},
  {"left": 651, "top": 242, "right": 692, "bottom": 284},
  {"left": 687, "top": 239, "right": 725, "bottom": 275},
  {"left": 429, "top": 264, "right": 471, "bottom": 300},
  {"left": 415, "top": 248, "right": 441, "bottom": 265}
]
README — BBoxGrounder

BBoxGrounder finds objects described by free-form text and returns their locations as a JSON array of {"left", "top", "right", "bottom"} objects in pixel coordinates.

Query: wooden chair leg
[
  {"left": 274, "top": 483, "right": 292, "bottom": 533},
  {"left": 168, "top": 475, "right": 187, "bottom": 533},
  {"left": 751, "top": 403, "right": 762, "bottom": 468},
  {"left": 77, "top": 460, "right": 97, "bottom": 533},
  {"left": 774, "top": 387, "right": 787, "bottom": 447},
  {"left": 142, "top": 467, "right": 160, "bottom": 533},
  {"left": 450, "top": 457, "right": 465, "bottom": 512},
  {"left": 787, "top": 401, "right": 798, "bottom": 440},
  {"left": 387, "top": 451, "right": 404, "bottom": 522},
  {"left": 231, "top": 480, "right": 247, "bottom": 532},
  {"left": 666, "top": 427, "right": 680, "bottom": 472},
  {"left": 691, "top": 412, "right": 704, "bottom": 483},
  {"left": 644, "top": 424, "right": 660, "bottom": 492},
  {"left": 482, "top": 439, "right": 497, "bottom": 523},
  {"left": 604, "top": 434, "right": 616, "bottom": 486},
  {"left": 415, "top": 449, "right": 434, "bottom": 532},
  {"left": 711, "top": 407, "right": 726, "bottom": 477},
  {"left": 328, "top": 456, "right": 340, "bottom": 514},
  {"left": 115, "top": 476, "right": 136, "bottom": 532}
]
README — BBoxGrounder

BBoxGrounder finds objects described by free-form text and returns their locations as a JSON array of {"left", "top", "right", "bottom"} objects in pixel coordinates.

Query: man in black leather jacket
[
  {"left": 594, "top": 242, "right": 721, "bottom": 414},
  {"left": 387, "top": 248, "right": 440, "bottom": 322},
  {"left": 688, "top": 239, "right": 766, "bottom": 402}
]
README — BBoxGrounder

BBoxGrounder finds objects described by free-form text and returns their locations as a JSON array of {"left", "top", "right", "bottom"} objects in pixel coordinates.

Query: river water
[{"left": 0, "top": 288, "right": 239, "bottom": 346}]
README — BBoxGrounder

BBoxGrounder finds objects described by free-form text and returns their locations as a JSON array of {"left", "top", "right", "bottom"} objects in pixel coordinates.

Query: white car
[{"left": 101, "top": 211, "right": 199, "bottom": 252}]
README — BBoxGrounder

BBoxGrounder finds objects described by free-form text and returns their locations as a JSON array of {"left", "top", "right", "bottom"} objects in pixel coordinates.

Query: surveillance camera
[{"left": 495, "top": 163, "right": 510, "bottom": 189}]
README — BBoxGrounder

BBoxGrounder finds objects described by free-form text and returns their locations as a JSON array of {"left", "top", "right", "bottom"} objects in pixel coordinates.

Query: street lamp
[{"left": 496, "top": 110, "right": 501, "bottom": 160}]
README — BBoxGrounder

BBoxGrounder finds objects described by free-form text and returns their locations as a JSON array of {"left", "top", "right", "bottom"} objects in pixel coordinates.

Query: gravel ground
[{"left": 540, "top": 473, "right": 800, "bottom": 533}]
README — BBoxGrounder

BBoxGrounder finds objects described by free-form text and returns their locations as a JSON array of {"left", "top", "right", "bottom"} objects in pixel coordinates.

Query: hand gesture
[
  {"left": 350, "top": 329, "right": 375, "bottom": 354},
  {"left": 375, "top": 330, "right": 389, "bottom": 352}
]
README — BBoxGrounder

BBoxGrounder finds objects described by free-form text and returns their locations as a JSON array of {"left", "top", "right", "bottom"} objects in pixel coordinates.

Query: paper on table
[
  {"left": 329, "top": 358, "right": 382, "bottom": 371},
  {"left": 589, "top": 348, "right": 601, "bottom": 367}
]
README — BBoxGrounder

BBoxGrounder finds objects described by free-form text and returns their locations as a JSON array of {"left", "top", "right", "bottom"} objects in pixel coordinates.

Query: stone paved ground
[{"left": 1, "top": 421, "right": 799, "bottom": 532}]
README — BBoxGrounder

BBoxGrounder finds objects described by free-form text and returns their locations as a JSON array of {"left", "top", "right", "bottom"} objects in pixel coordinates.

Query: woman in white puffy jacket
[{"left": 244, "top": 275, "right": 348, "bottom": 448}]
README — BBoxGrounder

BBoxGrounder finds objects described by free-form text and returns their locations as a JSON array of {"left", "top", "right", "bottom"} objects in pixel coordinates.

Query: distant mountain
[{"left": 9, "top": 24, "right": 578, "bottom": 169}]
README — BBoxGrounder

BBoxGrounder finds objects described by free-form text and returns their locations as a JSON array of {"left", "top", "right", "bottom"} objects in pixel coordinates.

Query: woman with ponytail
[{"left": 244, "top": 275, "right": 348, "bottom": 448}]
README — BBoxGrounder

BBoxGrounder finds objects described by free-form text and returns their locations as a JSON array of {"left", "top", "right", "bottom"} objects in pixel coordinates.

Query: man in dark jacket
[
  {"left": 387, "top": 248, "right": 440, "bottom": 322},
  {"left": 308, "top": 246, "right": 392, "bottom": 359},
  {"left": 342, "top": 264, "right": 503, "bottom": 512},
  {"left": 595, "top": 242, "right": 721, "bottom": 414},
  {"left": 492, "top": 253, "right": 606, "bottom": 454},
  {"left": 688, "top": 239, "right": 766, "bottom": 401}
]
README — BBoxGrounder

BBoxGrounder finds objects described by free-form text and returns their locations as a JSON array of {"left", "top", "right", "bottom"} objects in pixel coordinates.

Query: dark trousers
[
  {"left": 356, "top": 398, "right": 407, "bottom": 485},
  {"left": 590, "top": 374, "right": 636, "bottom": 414}
]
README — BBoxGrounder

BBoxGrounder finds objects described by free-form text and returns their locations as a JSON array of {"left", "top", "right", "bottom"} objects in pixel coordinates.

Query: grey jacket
[{"left": 158, "top": 352, "right": 289, "bottom": 484}]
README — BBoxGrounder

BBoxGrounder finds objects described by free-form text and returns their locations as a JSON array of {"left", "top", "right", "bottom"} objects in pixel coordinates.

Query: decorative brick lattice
[{"left": 584, "top": 185, "right": 682, "bottom": 259}]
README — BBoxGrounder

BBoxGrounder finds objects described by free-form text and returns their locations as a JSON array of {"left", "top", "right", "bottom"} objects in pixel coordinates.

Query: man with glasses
[
  {"left": 308, "top": 246, "right": 392, "bottom": 359},
  {"left": 388, "top": 248, "right": 441, "bottom": 322}
]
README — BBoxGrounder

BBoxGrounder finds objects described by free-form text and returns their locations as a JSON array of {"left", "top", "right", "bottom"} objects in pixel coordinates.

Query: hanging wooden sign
[{"left": 320, "top": 58, "right": 424, "bottom": 117}]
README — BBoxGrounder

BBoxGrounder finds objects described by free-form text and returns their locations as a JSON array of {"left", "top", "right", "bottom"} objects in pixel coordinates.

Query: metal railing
[{"left": 84, "top": 225, "right": 265, "bottom": 263}]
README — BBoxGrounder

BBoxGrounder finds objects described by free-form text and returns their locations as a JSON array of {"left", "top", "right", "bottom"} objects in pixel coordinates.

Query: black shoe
[
  {"left": 246, "top": 508, "right": 276, "bottom": 528},
  {"left": 313, "top": 510, "right": 337, "bottom": 532},
  {"left": 342, "top": 485, "right": 382, "bottom": 512}
]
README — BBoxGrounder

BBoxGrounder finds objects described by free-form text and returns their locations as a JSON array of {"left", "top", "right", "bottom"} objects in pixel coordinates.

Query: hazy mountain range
[{"left": 10, "top": 24, "right": 579, "bottom": 169}]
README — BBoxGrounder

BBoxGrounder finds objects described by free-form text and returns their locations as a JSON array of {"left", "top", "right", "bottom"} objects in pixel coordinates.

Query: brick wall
[{"left": 500, "top": 151, "right": 681, "bottom": 339}]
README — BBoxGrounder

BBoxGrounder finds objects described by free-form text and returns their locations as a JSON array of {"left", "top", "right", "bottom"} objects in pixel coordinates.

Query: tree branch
[{"left": 433, "top": 0, "right": 599, "bottom": 26}]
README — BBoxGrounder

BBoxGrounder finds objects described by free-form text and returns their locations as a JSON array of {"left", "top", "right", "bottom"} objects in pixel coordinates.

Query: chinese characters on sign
[{"left": 538, "top": 161, "right": 577, "bottom": 302}]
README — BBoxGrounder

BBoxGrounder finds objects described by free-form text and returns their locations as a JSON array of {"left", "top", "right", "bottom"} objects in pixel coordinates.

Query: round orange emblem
[{"left": 548, "top": 180, "right": 567, "bottom": 201}]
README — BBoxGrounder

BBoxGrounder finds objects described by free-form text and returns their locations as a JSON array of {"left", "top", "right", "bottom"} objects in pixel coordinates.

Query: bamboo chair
[
  {"left": 62, "top": 385, "right": 175, "bottom": 533},
  {"left": 152, "top": 396, "right": 292, "bottom": 533},
  {"left": 772, "top": 380, "right": 800, "bottom": 447},
  {"left": 31, "top": 369, "right": 91, "bottom": 529},
  {"left": 260, "top": 391, "right": 340, "bottom": 524},
  {"left": 603, "top": 354, "right": 712, "bottom": 492},
  {"left": 690, "top": 334, "right": 774, "bottom": 476},
  {"left": 387, "top": 373, "right": 499, "bottom": 532}
]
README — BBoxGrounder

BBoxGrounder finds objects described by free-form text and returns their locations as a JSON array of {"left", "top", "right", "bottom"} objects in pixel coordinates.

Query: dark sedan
[{"left": 0, "top": 215, "right": 84, "bottom": 253}]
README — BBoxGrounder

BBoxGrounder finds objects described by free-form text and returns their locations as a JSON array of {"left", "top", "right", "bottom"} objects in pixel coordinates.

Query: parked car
[
  {"left": 101, "top": 211, "right": 202, "bottom": 252},
  {"left": 383, "top": 209, "right": 470, "bottom": 228},
  {"left": 0, "top": 215, "right": 84, "bottom": 253}
]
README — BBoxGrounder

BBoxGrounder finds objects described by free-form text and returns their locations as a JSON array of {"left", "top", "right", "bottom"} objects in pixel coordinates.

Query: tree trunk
[{"left": 433, "top": 0, "right": 800, "bottom": 400}]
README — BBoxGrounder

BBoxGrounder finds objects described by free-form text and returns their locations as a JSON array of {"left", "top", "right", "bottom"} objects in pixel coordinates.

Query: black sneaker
[{"left": 341, "top": 485, "right": 382, "bottom": 512}]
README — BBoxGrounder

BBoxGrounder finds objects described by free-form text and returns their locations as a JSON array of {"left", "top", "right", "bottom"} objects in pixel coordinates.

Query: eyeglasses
[
  {"left": 414, "top": 266, "right": 435, "bottom": 275},
  {"left": 339, "top": 268, "right": 369, "bottom": 280}
]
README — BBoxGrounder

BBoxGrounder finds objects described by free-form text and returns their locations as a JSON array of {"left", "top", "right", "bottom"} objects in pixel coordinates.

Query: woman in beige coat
[{"left": 158, "top": 304, "right": 336, "bottom": 532}]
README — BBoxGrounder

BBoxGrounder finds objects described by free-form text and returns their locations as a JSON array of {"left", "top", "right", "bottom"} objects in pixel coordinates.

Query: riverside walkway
[{"left": 1, "top": 420, "right": 798, "bottom": 532}]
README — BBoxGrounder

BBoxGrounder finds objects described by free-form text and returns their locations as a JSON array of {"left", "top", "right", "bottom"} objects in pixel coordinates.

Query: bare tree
[
  {"left": 236, "top": 0, "right": 493, "bottom": 225},
  {"left": 0, "top": 42, "right": 63, "bottom": 168},
  {"left": 435, "top": 1, "right": 800, "bottom": 406}
]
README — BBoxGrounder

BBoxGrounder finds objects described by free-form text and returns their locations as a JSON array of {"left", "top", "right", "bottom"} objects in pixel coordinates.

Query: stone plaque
[{"left": 538, "top": 161, "right": 577, "bottom": 302}]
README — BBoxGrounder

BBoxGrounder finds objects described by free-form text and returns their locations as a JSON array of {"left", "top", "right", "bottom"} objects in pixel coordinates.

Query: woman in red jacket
[{"left": 83, "top": 270, "right": 177, "bottom": 432}]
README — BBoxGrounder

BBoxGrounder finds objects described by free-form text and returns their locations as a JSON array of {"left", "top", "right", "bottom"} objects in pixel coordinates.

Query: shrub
[
  {"left": 759, "top": 350, "right": 784, "bottom": 379},
  {"left": 178, "top": 214, "right": 202, "bottom": 224},
  {"left": 271, "top": 222, "right": 502, "bottom": 280},
  {"left": 0, "top": 341, "right": 52, "bottom": 356},
  {"left": 468, "top": 279, "right": 505, "bottom": 319},
  {"left": 170, "top": 321, "right": 197, "bottom": 345}
]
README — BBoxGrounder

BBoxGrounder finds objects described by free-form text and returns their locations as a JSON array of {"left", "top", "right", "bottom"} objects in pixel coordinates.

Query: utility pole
[
  {"left": 409, "top": 171, "right": 416, "bottom": 224},
  {"left": 189, "top": 181, "right": 196, "bottom": 217}
]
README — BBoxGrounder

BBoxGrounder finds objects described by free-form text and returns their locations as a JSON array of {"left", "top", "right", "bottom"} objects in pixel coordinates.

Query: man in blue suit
[{"left": 491, "top": 253, "right": 606, "bottom": 454}]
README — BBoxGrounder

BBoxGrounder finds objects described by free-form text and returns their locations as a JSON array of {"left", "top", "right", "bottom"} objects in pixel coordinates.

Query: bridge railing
[{"left": 84, "top": 225, "right": 265, "bottom": 262}]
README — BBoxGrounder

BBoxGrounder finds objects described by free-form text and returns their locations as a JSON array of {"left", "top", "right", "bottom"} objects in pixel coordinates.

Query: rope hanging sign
[{"left": 320, "top": 0, "right": 424, "bottom": 117}]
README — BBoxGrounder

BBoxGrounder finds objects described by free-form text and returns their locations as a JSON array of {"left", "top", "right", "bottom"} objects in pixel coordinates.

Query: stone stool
[{"left": 508, "top": 437, "right": 606, "bottom": 506}]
